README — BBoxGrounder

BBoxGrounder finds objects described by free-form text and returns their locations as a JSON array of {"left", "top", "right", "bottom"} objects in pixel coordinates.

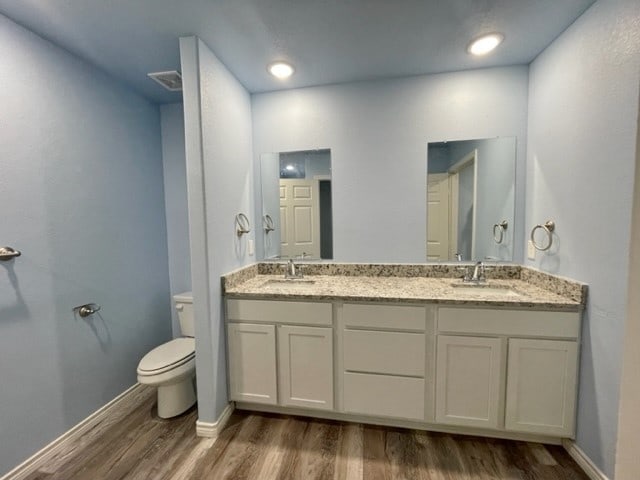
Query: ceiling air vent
[{"left": 147, "top": 70, "right": 182, "bottom": 92}]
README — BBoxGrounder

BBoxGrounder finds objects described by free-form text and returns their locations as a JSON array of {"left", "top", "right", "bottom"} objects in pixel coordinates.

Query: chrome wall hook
[{"left": 0, "top": 246, "right": 21, "bottom": 261}]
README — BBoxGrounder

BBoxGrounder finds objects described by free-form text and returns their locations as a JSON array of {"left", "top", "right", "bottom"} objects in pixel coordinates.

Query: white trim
[
  {"left": 448, "top": 172, "right": 459, "bottom": 259},
  {"left": 615, "top": 105, "right": 640, "bottom": 480},
  {"left": 0, "top": 383, "right": 143, "bottom": 480},
  {"left": 196, "top": 403, "right": 235, "bottom": 438},
  {"left": 562, "top": 439, "right": 609, "bottom": 480}
]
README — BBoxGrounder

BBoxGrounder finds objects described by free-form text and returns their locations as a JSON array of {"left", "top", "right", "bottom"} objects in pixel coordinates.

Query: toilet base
[{"left": 156, "top": 376, "right": 196, "bottom": 418}]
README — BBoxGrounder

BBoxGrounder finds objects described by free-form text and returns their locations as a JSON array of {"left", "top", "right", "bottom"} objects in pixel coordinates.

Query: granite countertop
[{"left": 224, "top": 269, "right": 584, "bottom": 312}]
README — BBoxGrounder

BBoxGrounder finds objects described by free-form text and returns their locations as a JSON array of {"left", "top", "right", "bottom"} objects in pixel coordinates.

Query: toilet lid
[{"left": 138, "top": 338, "right": 195, "bottom": 373}]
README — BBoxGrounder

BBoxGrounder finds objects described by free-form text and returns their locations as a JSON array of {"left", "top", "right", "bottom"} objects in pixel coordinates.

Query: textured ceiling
[{"left": 0, "top": 0, "right": 595, "bottom": 104}]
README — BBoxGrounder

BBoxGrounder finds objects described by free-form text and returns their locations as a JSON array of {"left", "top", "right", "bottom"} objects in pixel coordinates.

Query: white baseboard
[
  {"left": 1, "top": 383, "right": 145, "bottom": 480},
  {"left": 196, "top": 403, "right": 234, "bottom": 438},
  {"left": 562, "top": 439, "right": 609, "bottom": 480}
]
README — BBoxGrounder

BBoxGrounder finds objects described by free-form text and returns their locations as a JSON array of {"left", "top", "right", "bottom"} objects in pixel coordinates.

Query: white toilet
[{"left": 137, "top": 292, "right": 196, "bottom": 418}]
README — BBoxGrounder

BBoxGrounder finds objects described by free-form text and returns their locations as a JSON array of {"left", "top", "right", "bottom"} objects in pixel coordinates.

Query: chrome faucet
[
  {"left": 471, "top": 261, "right": 486, "bottom": 283},
  {"left": 285, "top": 258, "right": 303, "bottom": 279},
  {"left": 454, "top": 253, "right": 463, "bottom": 262},
  {"left": 462, "top": 261, "right": 486, "bottom": 283}
]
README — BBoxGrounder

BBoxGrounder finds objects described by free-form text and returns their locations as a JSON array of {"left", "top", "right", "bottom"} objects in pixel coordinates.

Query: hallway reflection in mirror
[{"left": 427, "top": 137, "right": 516, "bottom": 262}]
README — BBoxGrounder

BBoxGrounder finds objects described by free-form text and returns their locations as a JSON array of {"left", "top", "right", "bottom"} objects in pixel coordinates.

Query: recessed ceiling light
[
  {"left": 268, "top": 61, "right": 295, "bottom": 79},
  {"left": 467, "top": 33, "right": 504, "bottom": 56}
]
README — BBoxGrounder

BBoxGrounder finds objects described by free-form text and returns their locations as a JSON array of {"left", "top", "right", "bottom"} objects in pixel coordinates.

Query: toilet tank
[{"left": 173, "top": 292, "right": 195, "bottom": 337}]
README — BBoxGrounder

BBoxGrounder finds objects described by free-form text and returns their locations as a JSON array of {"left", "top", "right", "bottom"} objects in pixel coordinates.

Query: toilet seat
[{"left": 137, "top": 338, "right": 195, "bottom": 376}]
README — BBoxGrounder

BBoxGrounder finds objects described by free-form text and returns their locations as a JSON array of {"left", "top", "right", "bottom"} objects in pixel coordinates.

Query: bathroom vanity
[{"left": 223, "top": 263, "right": 586, "bottom": 444}]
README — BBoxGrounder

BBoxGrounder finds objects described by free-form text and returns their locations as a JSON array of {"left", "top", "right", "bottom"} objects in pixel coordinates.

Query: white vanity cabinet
[
  {"left": 226, "top": 299, "right": 334, "bottom": 410},
  {"left": 340, "top": 303, "right": 435, "bottom": 421},
  {"left": 225, "top": 293, "right": 582, "bottom": 442},
  {"left": 436, "top": 307, "right": 580, "bottom": 437}
]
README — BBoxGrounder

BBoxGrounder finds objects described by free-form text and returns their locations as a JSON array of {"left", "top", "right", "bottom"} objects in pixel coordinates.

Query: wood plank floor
[{"left": 25, "top": 386, "right": 589, "bottom": 480}]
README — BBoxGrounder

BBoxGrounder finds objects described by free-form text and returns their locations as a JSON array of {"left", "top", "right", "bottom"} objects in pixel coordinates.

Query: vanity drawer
[
  {"left": 343, "top": 329, "right": 425, "bottom": 377},
  {"left": 438, "top": 308, "right": 580, "bottom": 339},
  {"left": 227, "top": 299, "right": 332, "bottom": 326},
  {"left": 343, "top": 372, "right": 425, "bottom": 420},
  {"left": 343, "top": 303, "right": 429, "bottom": 332}
]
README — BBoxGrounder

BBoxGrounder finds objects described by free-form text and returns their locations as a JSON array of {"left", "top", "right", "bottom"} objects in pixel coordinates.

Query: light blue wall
[
  {"left": 160, "top": 103, "right": 191, "bottom": 336},
  {"left": 180, "top": 36, "right": 255, "bottom": 423},
  {"left": 526, "top": 0, "right": 640, "bottom": 476},
  {"left": 0, "top": 14, "right": 171, "bottom": 476},
  {"left": 252, "top": 66, "right": 529, "bottom": 263}
]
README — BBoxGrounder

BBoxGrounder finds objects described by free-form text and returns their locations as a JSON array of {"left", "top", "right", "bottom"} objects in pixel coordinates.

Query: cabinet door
[
  {"left": 227, "top": 323, "right": 277, "bottom": 405},
  {"left": 435, "top": 335, "right": 504, "bottom": 429},
  {"left": 278, "top": 325, "right": 334, "bottom": 410},
  {"left": 505, "top": 339, "right": 578, "bottom": 437}
]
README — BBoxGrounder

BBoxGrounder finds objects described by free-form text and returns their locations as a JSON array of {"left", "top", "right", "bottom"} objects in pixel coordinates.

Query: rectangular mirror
[
  {"left": 259, "top": 149, "right": 333, "bottom": 260},
  {"left": 427, "top": 137, "right": 516, "bottom": 262}
]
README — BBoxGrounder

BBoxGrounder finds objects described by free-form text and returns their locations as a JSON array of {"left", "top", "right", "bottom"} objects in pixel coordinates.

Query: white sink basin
[{"left": 450, "top": 283, "right": 521, "bottom": 297}]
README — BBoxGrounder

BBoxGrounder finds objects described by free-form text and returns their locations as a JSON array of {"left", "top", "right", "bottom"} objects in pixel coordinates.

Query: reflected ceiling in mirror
[
  {"left": 427, "top": 137, "right": 516, "bottom": 262},
  {"left": 259, "top": 149, "right": 333, "bottom": 260}
]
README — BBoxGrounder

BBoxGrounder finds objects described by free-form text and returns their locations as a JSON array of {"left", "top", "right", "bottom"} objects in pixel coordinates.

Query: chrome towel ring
[
  {"left": 493, "top": 221, "right": 508, "bottom": 244},
  {"left": 531, "top": 220, "right": 555, "bottom": 251},
  {"left": 0, "top": 246, "right": 21, "bottom": 261},
  {"left": 235, "top": 213, "right": 251, "bottom": 237},
  {"left": 73, "top": 303, "right": 101, "bottom": 318},
  {"left": 263, "top": 214, "right": 275, "bottom": 233}
]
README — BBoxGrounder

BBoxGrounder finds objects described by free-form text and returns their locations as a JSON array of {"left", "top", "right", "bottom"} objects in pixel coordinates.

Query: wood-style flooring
[{"left": 25, "top": 386, "right": 589, "bottom": 480}]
